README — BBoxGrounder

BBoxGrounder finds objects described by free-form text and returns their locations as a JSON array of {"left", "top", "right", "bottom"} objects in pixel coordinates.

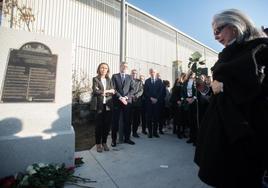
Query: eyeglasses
[{"left": 214, "top": 24, "right": 228, "bottom": 35}]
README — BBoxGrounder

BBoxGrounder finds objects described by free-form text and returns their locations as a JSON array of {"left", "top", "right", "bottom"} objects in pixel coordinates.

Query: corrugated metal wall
[
  {"left": 126, "top": 6, "right": 176, "bottom": 81},
  {"left": 1, "top": 0, "right": 121, "bottom": 84},
  {"left": 1, "top": 0, "right": 217, "bottom": 86}
]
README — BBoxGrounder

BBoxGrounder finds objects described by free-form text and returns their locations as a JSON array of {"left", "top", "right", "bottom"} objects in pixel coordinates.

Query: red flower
[
  {"left": 0, "top": 176, "right": 16, "bottom": 188},
  {"left": 67, "top": 166, "right": 76, "bottom": 173}
]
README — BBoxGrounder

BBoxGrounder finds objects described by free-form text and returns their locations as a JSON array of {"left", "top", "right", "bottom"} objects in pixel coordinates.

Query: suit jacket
[
  {"left": 90, "top": 76, "right": 114, "bottom": 112},
  {"left": 112, "top": 73, "right": 134, "bottom": 107},
  {"left": 181, "top": 79, "right": 197, "bottom": 99},
  {"left": 132, "top": 79, "right": 144, "bottom": 107},
  {"left": 144, "top": 78, "right": 164, "bottom": 115}
]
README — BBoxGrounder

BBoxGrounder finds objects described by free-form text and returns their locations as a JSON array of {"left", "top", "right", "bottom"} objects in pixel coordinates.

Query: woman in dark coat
[
  {"left": 90, "top": 63, "right": 115, "bottom": 152},
  {"left": 194, "top": 9, "right": 268, "bottom": 188},
  {"left": 170, "top": 73, "right": 187, "bottom": 138}
]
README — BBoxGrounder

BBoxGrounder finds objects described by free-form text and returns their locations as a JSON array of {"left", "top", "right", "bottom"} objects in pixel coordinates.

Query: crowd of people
[
  {"left": 89, "top": 8, "right": 268, "bottom": 188},
  {"left": 90, "top": 61, "right": 212, "bottom": 150}
]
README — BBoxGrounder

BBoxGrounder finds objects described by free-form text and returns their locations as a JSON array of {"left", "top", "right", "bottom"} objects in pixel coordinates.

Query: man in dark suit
[
  {"left": 144, "top": 68, "right": 165, "bottom": 138},
  {"left": 111, "top": 62, "right": 135, "bottom": 146},
  {"left": 130, "top": 69, "right": 144, "bottom": 138}
]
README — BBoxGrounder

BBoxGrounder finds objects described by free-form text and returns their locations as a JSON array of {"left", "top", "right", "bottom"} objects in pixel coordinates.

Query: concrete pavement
[{"left": 66, "top": 130, "right": 212, "bottom": 188}]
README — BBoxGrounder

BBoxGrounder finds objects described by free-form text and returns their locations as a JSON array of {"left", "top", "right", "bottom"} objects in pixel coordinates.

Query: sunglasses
[{"left": 214, "top": 24, "right": 228, "bottom": 35}]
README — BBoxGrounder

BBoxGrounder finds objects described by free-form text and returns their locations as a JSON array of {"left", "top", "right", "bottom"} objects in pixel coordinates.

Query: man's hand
[
  {"left": 150, "top": 97, "right": 158, "bottom": 104},
  {"left": 119, "top": 97, "right": 128, "bottom": 105}
]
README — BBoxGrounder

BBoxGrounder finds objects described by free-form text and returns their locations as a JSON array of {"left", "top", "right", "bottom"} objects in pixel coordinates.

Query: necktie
[{"left": 121, "top": 74, "right": 125, "bottom": 84}]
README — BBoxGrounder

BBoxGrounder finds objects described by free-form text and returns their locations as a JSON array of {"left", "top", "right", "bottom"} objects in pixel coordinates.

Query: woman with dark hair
[
  {"left": 170, "top": 73, "right": 187, "bottom": 138},
  {"left": 181, "top": 72, "right": 198, "bottom": 145},
  {"left": 90, "top": 63, "right": 115, "bottom": 152},
  {"left": 195, "top": 9, "right": 268, "bottom": 188},
  {"left": 159, "top": 80, "right": 171, "bottom": 134}
]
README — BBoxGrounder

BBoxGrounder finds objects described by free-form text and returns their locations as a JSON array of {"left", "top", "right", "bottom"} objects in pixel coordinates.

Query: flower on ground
[{"left": 0, "top": 157, "right": 95, "bottom": 188}]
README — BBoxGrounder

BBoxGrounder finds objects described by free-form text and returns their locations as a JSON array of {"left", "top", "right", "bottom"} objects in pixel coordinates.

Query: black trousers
[
  {"left": 95, "top": 105, "right": 112, "bottom": 145},
  {"left": 112, "top": 104, "right": 131, "bottom": 142},
  {"left": 186, "top": 102, "right": 197, "bottom": 142},
  {"left": 147, "top": 119, "right": 158, "bottom": 135},
  {"left": 146, "top": 104, "right": 160, "bottom": 136},
  {"left": 131, "top": 106, "right": 141, "bottom": 134},
  {"left": 141, "top": 101, "right": 147, "bottom": 132},
  {"left": 173, "top": 106, "right": 186, "bottom": 136}
]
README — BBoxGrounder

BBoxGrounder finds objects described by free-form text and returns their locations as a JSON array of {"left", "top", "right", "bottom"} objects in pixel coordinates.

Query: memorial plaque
[{"left": 1, "top": 42, "right": 58, "bottom": 102}]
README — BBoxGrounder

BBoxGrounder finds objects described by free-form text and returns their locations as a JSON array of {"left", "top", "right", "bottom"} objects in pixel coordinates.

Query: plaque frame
[{"left": 1, "top": 42, "right": 58, "bottom": 103}]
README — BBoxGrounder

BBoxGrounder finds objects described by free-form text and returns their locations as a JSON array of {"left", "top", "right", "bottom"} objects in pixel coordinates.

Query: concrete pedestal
[{"left": 0, "top": 27, "right": 75, "bottom": 177}]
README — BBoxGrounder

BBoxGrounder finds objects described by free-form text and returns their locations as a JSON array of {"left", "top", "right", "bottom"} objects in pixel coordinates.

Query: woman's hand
[
  {"left": 211, "top": 80, "right": 223, "bottom": 94},
  {"left": 186, "top": 98, "right": 194, "bottom": 104},
  {"left": 107, "top": 89, "right": 115, "bottom": 94},
  {"left": 103, "top": 89, "right": 115, "bottom": 95}
]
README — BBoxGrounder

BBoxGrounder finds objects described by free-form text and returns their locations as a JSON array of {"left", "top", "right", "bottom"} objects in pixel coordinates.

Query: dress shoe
[
  {"left": 124, "top": 139, "right": 135, "bottom": 145},
  {"left": 111, "top": 142, "right": 116, "bottom": 147},
  {"left": 186, "top": 139, "right": 193, "bottom": 144},
  {"left": 153, "top": 134, "right": 160, "bottom": 138},
  {"left": 132, "top": 133, "right": 140, "bottom": 138},
  {"left": 142, "top": 131, "right": 148, "bottom": 135},
  {"left": 177, "top": 134, "right": 183, "bottom": 139},
  {"left": 102, "top": 143, "right": 109, "bottom": 151},
  {"left": 159, "top": 130, "right": 164, "bottom": 135},
  {"left": 96, "top": 144, "right": 102, "bottom": 152}
]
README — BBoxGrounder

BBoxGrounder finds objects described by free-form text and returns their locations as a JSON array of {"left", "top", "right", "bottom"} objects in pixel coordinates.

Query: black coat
[
  {"left": 194, "top": 38, "right": 268, "bottom": 187},
  {"left": 170, "top": 83, "right": 183, "bottom": 104}
]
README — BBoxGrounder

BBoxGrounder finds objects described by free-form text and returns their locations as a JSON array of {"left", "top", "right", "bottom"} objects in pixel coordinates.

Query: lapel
[
  {"left": 96, "top": 76, "right": 105, "bottom": 90},
  {"left": 118, "top": 73, "right": 125, "bottom": 88}
]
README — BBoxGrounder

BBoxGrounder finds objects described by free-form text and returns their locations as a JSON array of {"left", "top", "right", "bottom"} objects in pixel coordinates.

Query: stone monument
[{"left": 0, "top": 27, "right": 75, "bottom": 177}]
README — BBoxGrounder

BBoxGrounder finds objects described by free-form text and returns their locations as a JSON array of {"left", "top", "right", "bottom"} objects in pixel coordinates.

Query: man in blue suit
[
  {"left": 111, "top": 62, "right": 135, "bottom": 146},
  {"left": 144, "top": 68, "right": 165, "bottom": 138}
]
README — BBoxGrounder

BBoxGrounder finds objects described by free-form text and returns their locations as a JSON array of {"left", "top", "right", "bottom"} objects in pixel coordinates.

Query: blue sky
[{"left": 127, "top": 0, "right": 268, "bottom": 52}]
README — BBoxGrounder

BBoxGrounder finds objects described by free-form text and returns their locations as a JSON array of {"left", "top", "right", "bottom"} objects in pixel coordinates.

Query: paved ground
[{"left": 66, "top": 130, "right": 212, "bottom": 188}]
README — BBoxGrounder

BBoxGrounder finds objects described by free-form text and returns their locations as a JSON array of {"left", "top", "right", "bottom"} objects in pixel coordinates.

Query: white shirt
[
  {"left": 101, "top": 78, "right": 107, "bottom": 104},
  {"left": 187, "top": 79, "right": 193, "bottom": 97}
]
